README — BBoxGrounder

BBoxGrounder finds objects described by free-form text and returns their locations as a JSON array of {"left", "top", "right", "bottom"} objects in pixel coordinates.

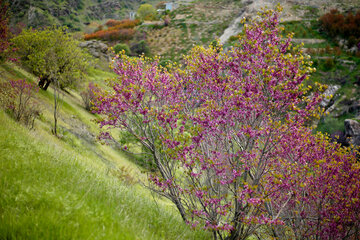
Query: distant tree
[
  {"left": 0, "top": 0, "right": 10, "bottom": 62},
  {"left": 113, "top": 43, "right": 131, "bottom": 55},
  {"left": 320, "top": 9, "right": 360, "bottom": 48},
  {"left": 11, "top": 26, "right": 90, "bottom": 91},
  {"left": 130, "top": 40, "right": 150, "bottom": 56},
  {"left": 137, "top": 4, "right": 157, "bottom": 21}
]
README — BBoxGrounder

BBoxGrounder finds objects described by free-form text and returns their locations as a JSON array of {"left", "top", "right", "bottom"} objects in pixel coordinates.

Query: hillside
[
  {"left": 0, "top": 62, "right": 210, "bottom": 239},
  {"left": 9, "top": 0, "right": 143, "bottom": 30}
]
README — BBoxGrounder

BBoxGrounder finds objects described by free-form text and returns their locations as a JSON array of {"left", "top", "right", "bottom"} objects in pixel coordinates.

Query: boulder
[
  {"left": 79, "top": 40, "right": 111, "bottom": 62},
  {"left": 320, "top": 84, "right": 340, "bottom": 108},
  {"left": 345, "top": 119, "right": 360, "bottom": 137}
]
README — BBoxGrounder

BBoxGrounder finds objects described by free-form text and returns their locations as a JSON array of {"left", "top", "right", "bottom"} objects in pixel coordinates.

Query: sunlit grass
[
  {"left": 0, "top": 109, "right": 210, "bottom": 240},
  {"left": 0, "top": 63, "right": 210, "bottom": 239}
]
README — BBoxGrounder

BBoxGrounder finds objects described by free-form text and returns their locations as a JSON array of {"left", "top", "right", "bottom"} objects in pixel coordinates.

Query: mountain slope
[{"left": 9, "top": 0, "right": 142, "bottom": 30}]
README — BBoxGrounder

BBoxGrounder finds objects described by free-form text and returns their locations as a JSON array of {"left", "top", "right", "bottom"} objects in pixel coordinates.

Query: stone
[
  {"left": 344, "top": 119, "right": 360, "bottom": 137},
  {"left": 79, "top": 40, "right": 111, "bottom": 62},
  {"left": 320, "top": 84, "right": 340, "bottom": 108}
]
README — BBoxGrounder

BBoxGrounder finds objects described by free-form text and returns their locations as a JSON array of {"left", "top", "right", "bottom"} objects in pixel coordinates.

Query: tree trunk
[
  {"left": 38, "top": 76, "right": 51, "bottom": 90},
  {"left": 38, "top": 77, "right": 46, "bottom": 89},
  {"left": 43, "top": 80, "right": 51, "bottom": 91},
  {"left": 225, "top": 231, "right": 240, "bottom": 240},
  {"left": 53, "top": 86, "right": 58, "bottom": 135}
]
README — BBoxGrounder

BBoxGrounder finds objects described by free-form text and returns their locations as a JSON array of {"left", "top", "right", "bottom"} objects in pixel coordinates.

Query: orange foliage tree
[
  {"left": 320, "top": 9, "right": 360, "bottom": 48},
  {"left": 85, "top": 19, "right": 140, "bottom": 41}
]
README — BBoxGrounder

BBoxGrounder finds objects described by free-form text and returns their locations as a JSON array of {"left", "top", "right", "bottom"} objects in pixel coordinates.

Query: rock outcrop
[
  {"left": 344, "top": 119, "right": 360, "bottom": 146},
  {"left": 320, "top": 84, "right": 340, "bottom": 108},
  {"left": 79, "top": 40, "right": 111, "bottom": 62}
]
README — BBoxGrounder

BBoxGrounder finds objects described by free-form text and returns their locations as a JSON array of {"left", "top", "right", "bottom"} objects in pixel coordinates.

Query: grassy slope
[{"left": 0, "top": 63, "right": 210, "bottom": 239}]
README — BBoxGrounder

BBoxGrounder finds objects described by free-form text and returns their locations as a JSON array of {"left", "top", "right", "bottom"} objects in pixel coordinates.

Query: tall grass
[{"left": 0, "top": 83, "right": 210, "bottom": 240}]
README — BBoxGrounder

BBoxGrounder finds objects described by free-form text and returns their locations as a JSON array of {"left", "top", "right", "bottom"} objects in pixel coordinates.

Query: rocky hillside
[{"left": 9, "top": 0, "right": 142, "bottom": 30}]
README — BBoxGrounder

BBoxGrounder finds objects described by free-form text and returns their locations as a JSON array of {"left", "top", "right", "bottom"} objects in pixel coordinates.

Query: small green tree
[
  {"left": 113, "top": 43, "right": 131, "bottom": 55},
  {"left": 130, "top": 40, "right": 150, "bottom": 56},
  {"left": 11, "top": 26, "right": 90, "bottom": 91},
  {"left": 137, "top": 4, "right": 157, "bottom": 21},
  {"left": 12, "top": 26, "right": 91, "bottom": 135}
]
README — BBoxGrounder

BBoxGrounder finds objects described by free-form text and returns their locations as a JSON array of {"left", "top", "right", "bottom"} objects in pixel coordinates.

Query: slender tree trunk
[
  {"left": 53, "top": 80, "right": 60, "bottom": 136},
  {"left": 53, "top": 86, "right": 58, "bottom": 135}
]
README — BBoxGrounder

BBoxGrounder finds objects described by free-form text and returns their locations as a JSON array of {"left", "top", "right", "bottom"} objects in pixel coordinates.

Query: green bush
[
  {"left": 113, "top": 43, "right": 131, "bottom": 55},
  {"left": 323, "top": 57, "right": 335, "bottom": 71},
  {"left": 137, "top": 4, "right": 157, "bottom": 21},
  {"left": 130, "top": 40, "right": 150, "bottom": 56}
]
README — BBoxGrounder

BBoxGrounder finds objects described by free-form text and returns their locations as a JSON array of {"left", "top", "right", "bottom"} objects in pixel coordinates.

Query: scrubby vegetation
[
  {"left": 320, "top": 9, "right": 360, "bottom": 48},
  {"left": 0, "top": 79, "right": 40, "bottom": 128},
  {"left": 0, "top": 0, "right": 10, "bottom": 62},
  {"left": 113, "top": 43, "right": 131, "bottom": 55},
  {"left": 84, "top": 19, "right": 140, "bottom": 41}
]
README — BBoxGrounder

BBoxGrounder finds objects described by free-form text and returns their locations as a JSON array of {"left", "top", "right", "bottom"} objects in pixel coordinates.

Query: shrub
[
  {"left": 84, "top": 28, "right": 135, "bottom": 41},
  {"left": 0, "top": 79, "right": 40, "bottom": 128},
  {"left": 323, "top": 57, "right": 335, "bottom": 71},
  {"left": 80, "top": 82, "right": 100, "bottom": 112},
  {"left": 320, "top": 9, "right": 360, "bottom": 48},
  {"left": 130, "top": 40, "right": 150, "bottom": 56},
  {"left": 163, "top": 15, "right": 170, "bottom": 26},
  {"left": 0, "top": 0, "right": 10, "bottom": 62},
  {"left": 84, "top": 19, "right": 140, "bottom": 41},
  {"left": 113, "top": 43, "right": 131, "bottom": 55},
  {"left": 105, "top": 19, "right": 140, "bottom": 29}
]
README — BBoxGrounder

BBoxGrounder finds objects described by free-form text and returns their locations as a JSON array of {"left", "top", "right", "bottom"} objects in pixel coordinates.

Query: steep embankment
[{"left": 0, "top": 62, "right": 210, "bottom": 239}]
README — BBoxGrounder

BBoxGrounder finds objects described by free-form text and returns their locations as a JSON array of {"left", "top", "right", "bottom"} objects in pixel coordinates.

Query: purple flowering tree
[{"left": 94, "top": 7, "right": 360, "bottom": 240}]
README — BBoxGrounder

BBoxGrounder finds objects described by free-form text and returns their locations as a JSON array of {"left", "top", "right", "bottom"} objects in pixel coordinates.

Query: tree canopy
[
  {"left": 11, "top": 26, "right": 90, "bottom": 90},
  {"left": 137, "top": 4, "right": 157, "bottom": 21}
]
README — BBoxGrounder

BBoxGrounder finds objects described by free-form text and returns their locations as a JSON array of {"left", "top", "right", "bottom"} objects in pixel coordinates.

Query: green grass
[
  {"left": 316, "top": 112, "right": 355, "bottom": 134},
  {"left": 281, "top": 20, "right": 322, "bottom": 39},
  {"left": 0, "top": 62, "right": 210, "bottom": 239},
  {"left": 0, "top": 106, "right": 209, "bottom": 240}
]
